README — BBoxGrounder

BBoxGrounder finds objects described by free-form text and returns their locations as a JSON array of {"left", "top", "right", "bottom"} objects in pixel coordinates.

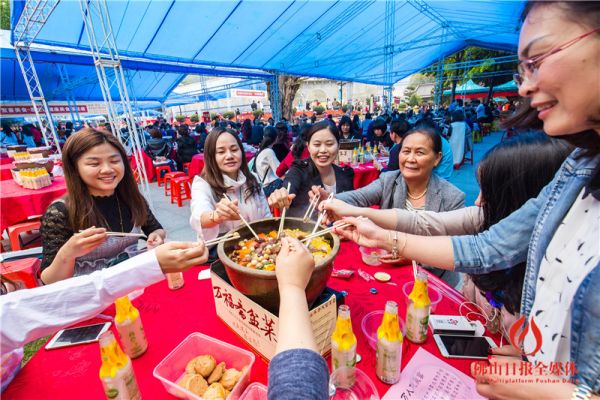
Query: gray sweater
[{"left": 336, "top": 170, "right": 465, "bottom": 212}]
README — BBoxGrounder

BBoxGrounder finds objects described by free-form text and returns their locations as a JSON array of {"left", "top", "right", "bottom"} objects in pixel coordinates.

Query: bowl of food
[
  {"left": 217, "top": 217, "right": 340, "bottom": 313},
  {"left": 359, "top": 246, "right": 388, "bottom": 266}
]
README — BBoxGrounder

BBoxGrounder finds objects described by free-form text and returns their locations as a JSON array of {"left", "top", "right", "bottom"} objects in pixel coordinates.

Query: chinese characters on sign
[{"left": 0, "top": 105, "right": 88, "bottom": 115}]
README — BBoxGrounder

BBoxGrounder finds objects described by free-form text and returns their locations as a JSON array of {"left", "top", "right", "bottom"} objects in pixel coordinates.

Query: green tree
[
  {"left": 1, "top": 0, "right": 10, "bottom": 30},
  {"left": 408, "top": 93, "right": 422, "bottom": 107},
  {"left": 424, "top": 47, "right": 516, "bottom": 102},
  {"left": 266, "top": 75, "right": 306, "bottom": 121}
]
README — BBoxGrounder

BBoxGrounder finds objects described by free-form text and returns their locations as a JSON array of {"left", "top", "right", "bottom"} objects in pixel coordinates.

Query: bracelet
[
  {"left": 391, "top": 231, "right": 399, "bottom": 258},
  {"left": 571, "top": 384, "right": 593, "bottom": 400}
]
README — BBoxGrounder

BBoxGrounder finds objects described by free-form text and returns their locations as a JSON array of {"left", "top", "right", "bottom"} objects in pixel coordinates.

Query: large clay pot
[{"left": 217, "top": 217, "right": 339, "bottom": 314}]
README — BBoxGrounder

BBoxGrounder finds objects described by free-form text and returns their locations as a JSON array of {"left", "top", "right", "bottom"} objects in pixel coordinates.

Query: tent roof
[
  {"left": 493, "top": 80, "right": 518, "bottom": 92},
  {"left": 11, "top": 0, "right": 524, "bottom": 86},
  {"left": 443, "top": 79, "right": 488, "bottom": 95}
]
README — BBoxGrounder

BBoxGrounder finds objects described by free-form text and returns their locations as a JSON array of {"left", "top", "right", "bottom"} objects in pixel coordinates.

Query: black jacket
[
  {"left": 176, "top": 136, "right": 198, "bottom": 163},
  {"left": 283, "top": 159, "right": 354, "bottom": 218}
]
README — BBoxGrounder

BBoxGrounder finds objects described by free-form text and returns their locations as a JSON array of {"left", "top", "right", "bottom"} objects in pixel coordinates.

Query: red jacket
[{"left": 276, "top": 147, "right": 309, "bottom": 177}]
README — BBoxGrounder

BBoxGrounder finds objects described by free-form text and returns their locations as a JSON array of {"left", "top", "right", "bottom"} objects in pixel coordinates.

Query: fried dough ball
[
  {"left": 207, "top": 362, "right": 226, "bottom": 384},
  {"left": 177, "top": 373, "right": 208, "bottom": 396},
  {"left": 219, "top": 368, "right": 242, "bottom": 391},
  {"left": 203, "top": 382, "right": 227, "bottom": 400},
  {"left": 185, "top": 355, "right": 217, "bottom": 377}
]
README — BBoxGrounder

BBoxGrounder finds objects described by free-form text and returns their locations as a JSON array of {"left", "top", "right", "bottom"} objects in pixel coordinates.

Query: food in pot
[{"left": 229, "top": 229, "right": 332, "bottom": 271}]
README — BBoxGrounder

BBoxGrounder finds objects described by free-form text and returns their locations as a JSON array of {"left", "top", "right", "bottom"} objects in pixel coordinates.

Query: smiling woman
[{"left": 39, "top": 128, "right": 166, "bottom": 284}]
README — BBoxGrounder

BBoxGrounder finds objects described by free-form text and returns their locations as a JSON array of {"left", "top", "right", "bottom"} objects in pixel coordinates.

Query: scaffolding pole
[
  {"left": 55, "top": 64, "right": 82, "bottom": 122},
  {"left": 269, "top": 73, "right": 280, "bottom": 121},
  {"left": 78, "top": 0, "right": 152, "bottom": 206},
  {"left": 13, "top": 0, "right": 62, "bottom": 154},
  {"left": 434, "top": 27, "right": 447, "bottom": 108},
  {"left": 382, "top": 0, "right": 395, "bottom": 113}
]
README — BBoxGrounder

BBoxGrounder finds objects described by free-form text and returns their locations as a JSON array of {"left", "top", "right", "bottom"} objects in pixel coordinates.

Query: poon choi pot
[{"left": 217, "top": 217, "right": 340, "bottom": 314}]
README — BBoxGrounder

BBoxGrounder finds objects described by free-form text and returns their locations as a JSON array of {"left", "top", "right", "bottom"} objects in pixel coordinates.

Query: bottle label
[
  {"left": 116, "top": 318, "right": 148, "bottom": 359},
  {"left": 102, "top": 363, "right": 141, "bottom": 400},
  {"left": 376, "top": 338, "right": 402, "bottom": 384},
  {"left": 405, "top": 304, "right": 430, "bottom": 343},
  {"left": 331, "top": 343, "right": 356, "bottom": 371}
]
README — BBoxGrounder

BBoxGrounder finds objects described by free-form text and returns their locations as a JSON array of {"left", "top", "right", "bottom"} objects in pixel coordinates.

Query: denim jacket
[{"left": 452, "top": 148, "right": 600, "bottom": 391}]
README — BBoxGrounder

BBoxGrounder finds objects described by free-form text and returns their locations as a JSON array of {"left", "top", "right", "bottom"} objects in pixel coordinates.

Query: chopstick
[
  {"left": 205, "top": 232, "right": 241, "bottom": 247},
  {"left": 412, "top": 260, "right": 418, "bottom": 280},
  {"left": 80, "top": 230, "right": 147, "bottom": 238},
  {"left": 223, "top": 193, "right": 260, "bottom": 240},
  {"left": 302, "top": 222, "right": 351, "bottom": 243},
  {"left": 277, "top": 182, "right": 292, "bottom": 239},
  {"left": 311, "top": 193, "right": 334, "bottom": 235},
  {"left": 302, "top": 192, "right": 320, "bottom": 222}
]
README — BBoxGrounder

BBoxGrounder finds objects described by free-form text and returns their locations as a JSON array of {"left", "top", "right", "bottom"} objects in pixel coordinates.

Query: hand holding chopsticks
[
  {"left": 302, "top": 221, "right": 351, "bottom": 243},
  {"left": 311, "top": 193, "right": 334, "bottom": 235},
  {"left": 79, "top": 230, "right": 147, "bottom": 238},
  {"left": 277, "top": 182, "right": 292, "bottom": 238},
  {"left": 223, "top": 193, "right": 260, "bottom": 239}
]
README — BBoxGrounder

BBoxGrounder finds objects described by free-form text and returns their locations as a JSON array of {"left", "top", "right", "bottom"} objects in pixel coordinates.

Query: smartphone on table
[
  {"left": 45, "top": 322, "right": 111, "bottom": 350},
  {"left": 433, "top": 334, "right": 497, "bottom": 360}
]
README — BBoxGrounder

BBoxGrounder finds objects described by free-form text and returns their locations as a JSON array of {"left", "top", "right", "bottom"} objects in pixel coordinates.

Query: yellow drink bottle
[
  {"left": 405, "top": 272, "right": 431, "bottom": 343},
  {"left": 114, "top": 296, "right": 148, "bottom": 359},
  {"left": 99, "top": 330, "right": 141, "bottom": 400},
  {"left": 331, "top": 305, "right": 357, "bottom": 371},
  {"left": 376, "top": 301, "right": 403, "bottom": 384}
]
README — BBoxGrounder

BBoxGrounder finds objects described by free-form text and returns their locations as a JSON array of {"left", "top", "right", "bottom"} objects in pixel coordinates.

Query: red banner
[{"left": 0, "top": 105, "right": 88, "bottom": 115}]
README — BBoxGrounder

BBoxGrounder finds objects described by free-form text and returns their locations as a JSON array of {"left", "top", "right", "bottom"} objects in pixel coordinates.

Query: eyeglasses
[{"left": 514, "top": 27, "right": 600, "bottom": 87}]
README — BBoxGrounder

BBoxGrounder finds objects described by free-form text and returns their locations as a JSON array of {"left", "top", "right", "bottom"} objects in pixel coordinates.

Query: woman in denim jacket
[{"left": 335, "top": 2, "right": 600, "bottom": 398}]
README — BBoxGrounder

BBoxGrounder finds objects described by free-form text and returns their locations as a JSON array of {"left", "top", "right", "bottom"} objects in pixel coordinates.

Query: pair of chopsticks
[
  {"left": 79, "top": 230, "right": 147, "bottom": 238},
  {"left": 302, "top": 221, "right": 351, "bottom": 243},
  {"left": 222, "top": 193, "right": 260, "bottom": 240},
  {"left": 303, "top": 192, "right": 320, "bottom": 223},
  {"left": 310, "top": 193, "right": 334, "bottom": 235},
  {"left": 205, "top": 232, "right": 241, "bottom": 247},
  {"left": 277, "top": 182, "right": 292, "bottom": 239}
]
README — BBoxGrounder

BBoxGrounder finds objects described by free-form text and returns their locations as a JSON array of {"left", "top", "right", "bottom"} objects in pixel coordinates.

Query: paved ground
[{"left": 149, "top": 130, "right": 504, "bottom": 242}]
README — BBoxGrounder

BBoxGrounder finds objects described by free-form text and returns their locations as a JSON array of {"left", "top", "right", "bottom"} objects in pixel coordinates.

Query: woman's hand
[
  {"left": 155, "top": 241, "right": 209, "bottom": 273},
  {"left": 146, "top": 229, "right": 166, "bottom": 250},
  {"left": 268, "top": 187, "right": 296, "bottom": 209},
  {"left": 214, "top": 197, "right": 241, "bottom": 222},
  {"left": 318, "top": 198, "right": 359, "bottom": 224},
  {"left": 333, "top": 216, "right": 390, "bottom": 250},
  {"left": 275, "top": 237, "right": 315, "bottom": 291},
  {"left": 61, "top": 227, "right": 108, "bottom": 260}
]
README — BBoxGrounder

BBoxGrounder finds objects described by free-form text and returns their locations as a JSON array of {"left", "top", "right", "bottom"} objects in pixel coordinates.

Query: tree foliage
[
  {"left": 408, "top": 93, "right": 422, "bottom": 107},
  {"left": 1, "top": 0, "right": 10, "bottom": 30},
  {"left": 424, "top": 47, "right": 516, "bottom": 101}
]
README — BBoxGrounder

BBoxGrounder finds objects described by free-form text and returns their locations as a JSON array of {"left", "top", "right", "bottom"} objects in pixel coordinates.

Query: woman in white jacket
[{"left": 190, "top": 128, "right": 271, "bottom": 246}]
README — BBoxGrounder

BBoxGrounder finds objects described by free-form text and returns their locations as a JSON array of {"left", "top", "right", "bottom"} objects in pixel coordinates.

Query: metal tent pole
[
  {"left": 269, "top": 73, "right": 280, "bottom": 121},
  {"left": 78, "top": 0, "right": 152, "bottom": 207},
  {"left": 55, "top": 64, "right": 82, "bottom": 123},
  {"left": 13, "top": 0, "right": 62, "bottom": 154},
  {"left": 382, "top": 0, "right": 396, "bottom": 114}
]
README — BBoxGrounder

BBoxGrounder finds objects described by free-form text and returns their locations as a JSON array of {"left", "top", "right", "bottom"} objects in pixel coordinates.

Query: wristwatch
[{"left": 572, "top": 384, "right": 593, "bottom": 400}]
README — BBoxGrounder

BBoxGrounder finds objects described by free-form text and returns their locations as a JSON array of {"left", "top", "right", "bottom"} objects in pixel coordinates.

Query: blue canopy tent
[
  {"left": 442, "top": 79, "right": 488, "bottom": 98},
  {"left": 11, "top": 0, "right": 524, "bottom": 86}
]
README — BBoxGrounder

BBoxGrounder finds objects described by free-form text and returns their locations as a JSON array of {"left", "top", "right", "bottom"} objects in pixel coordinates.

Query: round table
[
  {"left": 0, "top": 156, "right": 13, "bottom": 166},
  {"left": 188, "top": 152, "right": 255, "bottom": 178},
  {"left": 0, "top": 176, "right": 67, "bottom": 231},
  {"left": 344, "top": 161, "right": 383, "bottom": 189},
  {"left": 3, "top": 241, "right": 496, "bottom": 399},
  {"left": 0, "top": 163, "right": 14, "bottom": 181}
]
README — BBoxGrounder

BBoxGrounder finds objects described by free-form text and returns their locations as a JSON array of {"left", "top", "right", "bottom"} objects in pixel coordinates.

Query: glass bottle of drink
[
  {"left": 331, "top": 305, "right": 357, "bottom": 371},
  {"left": 98, "top": 330, "right": 142, "bottom": 400},
  {"left": 405, "top": 272, "right": 431, "bottom": 343},
  {"left": 376, "top": 301, "right": 403, "bottom": 384},
  {"left": 114, "top": 296, "right": 148, "bottom": 359},
  {"left": 359, "top": 147, "right": 365, "bottom": 164},
  {"left": 352, "top": 148, "right": 358, "bottom": 166}
]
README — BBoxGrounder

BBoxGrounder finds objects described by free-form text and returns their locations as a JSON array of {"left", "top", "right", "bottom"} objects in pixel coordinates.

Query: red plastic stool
[
  {"left": 155, "top": 165, "right": 172, "bottom": 186},
  {"left": 1, "top": 258, "right": 42, "bottom": 289},
  {"left": 183, "top": 162, "right": 191, "bottom": 176},
  {"left": 164, "top": 171, "right": 186, "bottom": 196},
  {"left": 7, "top": 220, "right": 42, "bottom": 251},
  {"left": 170, "top": 176, "right": 192, "bottom": 207}
]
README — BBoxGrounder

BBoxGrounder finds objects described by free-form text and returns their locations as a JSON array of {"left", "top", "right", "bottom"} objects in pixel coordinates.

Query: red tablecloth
[
  {"left": 4, "top": 242, "right": 496, "bottom": 399},
  {"left": 129, "top": 151, "right": 156, "bottom": 182},
  {"left": 0, "top": 176, "right": 67, "bottom": 231},
  {"left": 188, "top": 152, "right": 255, "bottom": 178},
  {"left": 351, "top": 162, "right": 381, "bottom": 189},
  {"left": 0, "top": 156, "right": 13, "bottom": 165},
  {"left": 0, "top": 163, "right": 14, "bottom": 181}
]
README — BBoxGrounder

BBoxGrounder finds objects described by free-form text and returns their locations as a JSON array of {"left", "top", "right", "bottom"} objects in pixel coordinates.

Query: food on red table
[
  {"left": 230, "top": 229, "right": 331, "bottom": 271},
  {"left": 177, "top": 355, "right": 247, "bottom": 398}
]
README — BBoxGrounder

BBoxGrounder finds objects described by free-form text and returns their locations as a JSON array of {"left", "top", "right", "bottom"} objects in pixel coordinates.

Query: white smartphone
[
  {"left": 45, "top": 322, "right": 111, "bottom": 350},
  {"left": 434, "top": 334, "right": 497, "bottom": 360}
]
